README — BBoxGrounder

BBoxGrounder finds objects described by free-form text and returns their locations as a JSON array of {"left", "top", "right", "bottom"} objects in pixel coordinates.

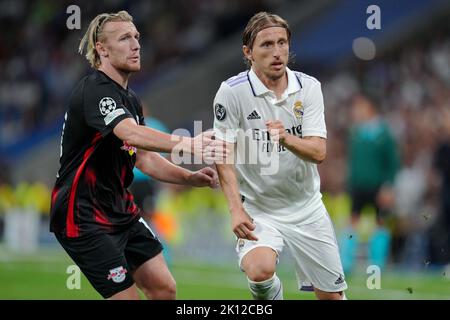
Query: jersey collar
[
  {"left": 248, "top": 67, "right": 302, "bottom": 98},
  {"left": 97, "top": 70, "right": 130, "bottom": 93}
]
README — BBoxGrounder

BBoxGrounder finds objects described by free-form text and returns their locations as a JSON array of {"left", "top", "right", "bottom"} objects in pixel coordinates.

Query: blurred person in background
[
  {"left": 428, "top": 109, "right": 450, "bottom": 267},
  {"left": 340, "top": 93, "right": 400, "bottom": 274},
  {"left": 214, "top": 12, "right": 347, "bottom": 300},
  {"left": 0, "top": 161, "right": 12, "bottom": 240},
  {"left": 129, "top": 106, "right": 170, "bottom": 221},
  {"left": 391, "top": 140, "right": 431, "bottom": 269},
  {"left": 129, "top": 106, "right": 173, "bottom": 265},
  {"left": 50, "top": 10, "right": 222, "bottom": 300}
]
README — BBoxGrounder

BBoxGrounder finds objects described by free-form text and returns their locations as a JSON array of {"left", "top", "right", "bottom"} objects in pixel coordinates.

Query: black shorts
[{"left": 55, "top": 218, "right": 163, "bottom": 298}]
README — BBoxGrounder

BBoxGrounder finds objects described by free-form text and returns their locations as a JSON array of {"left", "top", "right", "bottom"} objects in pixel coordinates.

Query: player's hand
[
  {"left": 231, "top": 209, "right": 258, "bottom": 241},
  {"left": 266, "top": 120, "right": 287, "bottom": 144},
  {"left": 192, "top": 130, "right": 214, "bottom": 159},
  {"left": 203, "top": 138, "right": 230, "bottom": 164},
  {"left": 192, "top": 130, "right": 228, "bottom": 163},
  {"left": 187, "top": 167, "right": 219, "bottom": 188}
]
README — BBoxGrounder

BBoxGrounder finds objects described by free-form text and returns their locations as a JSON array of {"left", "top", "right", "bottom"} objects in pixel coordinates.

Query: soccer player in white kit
[{"left": 213, "top": 12, "right": 347, "bottom": 300}]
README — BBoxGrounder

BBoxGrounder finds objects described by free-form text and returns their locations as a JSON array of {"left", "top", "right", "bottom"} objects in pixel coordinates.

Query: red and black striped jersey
[{"left": 50, "top": 70, "right": 145, "bottom": 238}]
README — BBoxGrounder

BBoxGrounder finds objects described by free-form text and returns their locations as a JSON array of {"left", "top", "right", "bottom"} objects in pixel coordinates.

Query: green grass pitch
[{"left": 0, "top": 247, "right": 448, "bottom": 300}]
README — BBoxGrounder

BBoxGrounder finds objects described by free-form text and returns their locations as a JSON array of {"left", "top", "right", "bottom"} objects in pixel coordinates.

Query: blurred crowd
[
  {"left": 0, "top": 0, "right": 288, "bottom": 148},
  {"left": 321, "top": 21, "right": 450, "bottom": 268},
  {"left": 0, "top": 1, "right": 449, "bottom": 270}
]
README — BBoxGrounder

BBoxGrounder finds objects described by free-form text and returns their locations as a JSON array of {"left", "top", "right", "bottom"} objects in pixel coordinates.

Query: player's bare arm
[
  {"left": 135, "top": 149, "right": 218, "bottom": 188},
  {"left": 266, "top": 120, "right": 326, "bottom": 164},
  {"left": 216, "top": 142, "right": 257, "bottom": 241},
  {"left": 113, "top": 118, "right": 219, "bottom": 160}
]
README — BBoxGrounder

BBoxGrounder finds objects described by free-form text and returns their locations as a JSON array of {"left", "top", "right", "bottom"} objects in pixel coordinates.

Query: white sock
[{"left": 248, "top": 273, "right": 283, "bottom": 300}]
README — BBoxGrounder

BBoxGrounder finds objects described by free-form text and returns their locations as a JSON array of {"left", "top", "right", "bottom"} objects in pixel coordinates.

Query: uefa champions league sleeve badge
[{"left": 215, "top": 103, "right": 227, "bottom": 121}]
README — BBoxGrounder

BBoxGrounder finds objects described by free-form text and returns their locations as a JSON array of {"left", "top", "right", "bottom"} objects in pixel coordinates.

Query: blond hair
[
  {"left": 78, "top": 10, "right": 133, "bottom": 69},
  {"left": 242, "top": 12, "right": 291, "bottom": 67}
]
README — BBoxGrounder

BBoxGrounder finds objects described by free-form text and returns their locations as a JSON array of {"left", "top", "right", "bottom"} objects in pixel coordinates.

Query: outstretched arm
[
  {"left": 114, "top": 118, "right": 217, "bottom": 159},
  {"left": 136, "top": 149, "right": 218, "bottom": 188}
]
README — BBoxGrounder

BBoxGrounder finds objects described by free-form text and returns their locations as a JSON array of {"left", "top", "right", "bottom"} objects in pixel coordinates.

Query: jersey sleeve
[
  {"left": 302, "top": 81, "right": 327, "bottom": 139},
  {"left": 84, "top": 82, "right": 134, "bottom": 136},
  {"left": 213, "top": 82, "right": 240, "bottom": 143}
]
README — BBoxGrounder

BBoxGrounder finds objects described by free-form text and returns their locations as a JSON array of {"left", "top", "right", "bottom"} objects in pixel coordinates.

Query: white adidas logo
[{"left": 247, "top": 110, "right": 261, "bottom": 120}]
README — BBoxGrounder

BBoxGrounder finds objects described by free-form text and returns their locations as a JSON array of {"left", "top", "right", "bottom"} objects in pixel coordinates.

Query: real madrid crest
[{"left": 293, "top": 101, "right": 303, "bottom": 121}]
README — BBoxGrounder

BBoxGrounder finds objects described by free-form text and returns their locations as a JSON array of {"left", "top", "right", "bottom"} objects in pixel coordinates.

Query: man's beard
[
  {"left": 268, "top": 69, "right": 285, "bottom": 81},
  {"left": 122, "top": 65, "right": 140, "bottom": 73},
  {"left": 117, "top": 61, "right": 140, "bottom": 73}
]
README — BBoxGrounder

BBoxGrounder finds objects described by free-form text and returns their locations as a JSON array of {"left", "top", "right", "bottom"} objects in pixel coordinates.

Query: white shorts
[{"left": 236, "top": 208, "right": 347, "bottom": 293}]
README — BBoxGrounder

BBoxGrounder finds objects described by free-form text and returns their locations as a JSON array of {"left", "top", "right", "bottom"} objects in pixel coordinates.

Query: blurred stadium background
[{"left": 0, "top": 0, "right": 449, "bottom": 299}]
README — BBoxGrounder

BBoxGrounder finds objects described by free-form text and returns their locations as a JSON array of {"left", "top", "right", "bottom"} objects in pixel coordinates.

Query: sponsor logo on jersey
[
  {"left": 292, "top": 101, "right": 304, "bottom": 121},
  {"left": 215, "top": 103, "right": 226, "bottom": 121},
  {"left": 247, "top": 110, "right": 261, "bottom": 120},
  {"left": 107, "top": 266, "right": 128, "bottom": 283},
  {"left": 121, "top": 141, "right": 137, "bottom": 156},
  {"left": 251, "top": 125, "right": 302, "bottom": 153}
]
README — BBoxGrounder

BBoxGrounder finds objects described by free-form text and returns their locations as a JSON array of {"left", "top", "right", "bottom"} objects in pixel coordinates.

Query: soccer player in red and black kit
[{"left": 50, "top": 11, "right": 223, "bottom": 300}]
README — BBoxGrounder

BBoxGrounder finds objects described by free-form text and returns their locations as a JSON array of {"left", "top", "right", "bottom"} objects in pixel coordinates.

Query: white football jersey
[{"left": 213, "top": 67, "right": 327, "bottom": 224}]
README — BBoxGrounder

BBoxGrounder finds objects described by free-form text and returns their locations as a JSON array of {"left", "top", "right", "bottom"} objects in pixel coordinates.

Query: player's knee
[
  {"left": 157, "top": 278, "right": 177, "bottom": 300},
  {"left": 245, "top": 264, "right": 276, "bottom": 282},
  {"left": 158, "top": 279, "right": 177, "bottom": 300}
]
